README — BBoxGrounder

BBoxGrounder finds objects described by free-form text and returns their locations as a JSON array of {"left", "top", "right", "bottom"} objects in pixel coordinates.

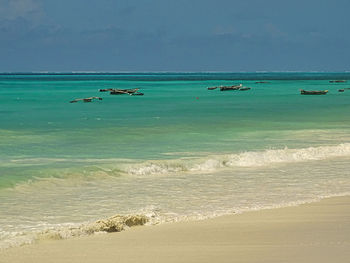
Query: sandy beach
[{"left": 1, "top": 196, "right": 349, "bottom": 263}]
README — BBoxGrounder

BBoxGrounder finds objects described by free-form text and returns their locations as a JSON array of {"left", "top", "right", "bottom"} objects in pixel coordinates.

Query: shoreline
[{"left": 1, "top": 195, "right": 349, "bottom": 263}]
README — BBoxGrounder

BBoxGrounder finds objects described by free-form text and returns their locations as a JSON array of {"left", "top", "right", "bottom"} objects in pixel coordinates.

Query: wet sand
[{"left": 1, "top": 196, "right": 350, "bottom": 263}]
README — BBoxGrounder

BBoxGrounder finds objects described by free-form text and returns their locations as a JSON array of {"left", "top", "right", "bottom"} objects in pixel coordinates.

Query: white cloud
[{"left": 0, "top": 0, "right": 43, "bottom": 22}]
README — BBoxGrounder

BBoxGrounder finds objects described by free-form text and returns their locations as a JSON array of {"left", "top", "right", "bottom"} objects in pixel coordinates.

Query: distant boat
[
  {"left": 99, "top": 89, "right": 114, "bottom": 92},
  {"left": 255, "top": 81, "right": 269, "bottom": 84},
  {"left": 99, "top": 88, "right": 141, "bottom": 95},
  {"left": 300, "top": 89, "right": 328, "bottom": 95},
  {"left": 70, "top": 97, "right": 103, "bottom": 103},
  {"left": 110, "top": 88, "right": 140, "bottom": 95},
  {"left": 329, "top": 80, "right": 347, "bottom": 83},
  {"left": 239, "top": 87, "right": 251, "bottom": 91},
  {"left": 338, "top": 88, "right": 350, "bottom": 92},
  {"left": 220, "top": 84, "right": 242, "bottom": 91}
]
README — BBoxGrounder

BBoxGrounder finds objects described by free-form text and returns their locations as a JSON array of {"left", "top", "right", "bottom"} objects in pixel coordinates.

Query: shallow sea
[{"left": 0, "top": 72, "right": 350, "bottom": 249}]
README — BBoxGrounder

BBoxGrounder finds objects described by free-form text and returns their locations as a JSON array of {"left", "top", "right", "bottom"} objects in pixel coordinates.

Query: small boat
[
  {"left": 330, "top": 80, "right": 347, "bottom": 83},
  {"left": 338, "top": 88, "right": 350, "bottom": 92},
  {"left": 220, "top": 84, "right": 242, "bottom": 91},
  {"left": 70, "top": 97, "right": 103, "bottom": 103},
  {"left": 99, "top": 89, "right": 114, "bottom": 92},
  {"left": 239, "top": 87, "right": 251, "bottom": 91},
  {"left": 300, "top": 89, "right": 328, "bottom": 95},
  {"left": 110, "top": 88, "right": 139, "bottom": 95},
  {"left": 255, "top": 81, "right": 269, "bottom": 84},
  {"left": 207, "top": 87, "right": 218, "bottom": 90}
]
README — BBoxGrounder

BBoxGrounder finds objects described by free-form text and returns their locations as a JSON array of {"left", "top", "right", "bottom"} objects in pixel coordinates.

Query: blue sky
[{"left": 0, "top": 0, "right": 349, "bottom": 71}]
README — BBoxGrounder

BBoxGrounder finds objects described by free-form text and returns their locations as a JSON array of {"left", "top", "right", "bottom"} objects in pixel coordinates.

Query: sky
[{"left": 0, "top": 0, "right": 349, "bottom": 72}]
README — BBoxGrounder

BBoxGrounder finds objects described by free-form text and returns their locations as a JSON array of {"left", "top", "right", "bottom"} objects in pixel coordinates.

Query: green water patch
[{"left": 1, "top": 76, "right": 350, "bottom": 188}]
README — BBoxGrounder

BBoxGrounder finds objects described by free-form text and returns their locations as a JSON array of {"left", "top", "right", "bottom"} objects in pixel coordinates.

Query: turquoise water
[{"left": 1, "top": 73, "right": 350, "bottom": 249}]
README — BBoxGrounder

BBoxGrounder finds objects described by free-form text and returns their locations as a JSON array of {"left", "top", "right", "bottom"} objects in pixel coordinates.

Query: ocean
[{"left": 0, "top": 72, "right": 350, "bottom": 249}]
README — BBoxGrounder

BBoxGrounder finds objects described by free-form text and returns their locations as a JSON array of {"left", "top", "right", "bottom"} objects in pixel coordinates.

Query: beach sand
[{"left": 1, "top": 196, "right": 349, "bottom": 263}]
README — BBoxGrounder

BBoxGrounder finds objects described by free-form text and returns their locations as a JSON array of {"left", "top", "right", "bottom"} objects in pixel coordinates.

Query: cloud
[{"left": 0, "top": 0, "right": 44, "bottom": 22}]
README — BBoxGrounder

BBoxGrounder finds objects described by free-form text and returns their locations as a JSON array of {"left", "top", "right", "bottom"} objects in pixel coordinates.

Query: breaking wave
[
  {"left": 4, "top": 143, "right": 350, "bottom": 188},
  {"left": 125, "top": 143, "right": 350, "bottom": 176}
]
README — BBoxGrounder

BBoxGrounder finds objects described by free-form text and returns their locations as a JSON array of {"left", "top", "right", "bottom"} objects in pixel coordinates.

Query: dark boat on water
[
  {"left": 70, "top": 97, "right": 103, "bottom": 103},
  {"left": 300, "top": 89, "right": 328, "bottom": 95},
  {"left": 330, "top": 80, "right": 347, "bottom": 83},
  {"left": 99, "top": 89, "right": 114, "bottom": 92},
  {"left": 110, "top": 88, "right": 140, "bottom": 95},
  {"left": 207, "top": 84, "right": 242, "bottom": 91},
  {"left": 220, "top": 84, "right": 242, "bottom": 91},
  {"left": 99, "top": 88, "right": 141, "bottom": 95},
  {"left": 239, "top": 87, "right": 251, "bottom": 91},
  {"left": 338, "top": 88, "right": 350, "bottom": 92},
  {"left": 255, "top": 81, "right": 269, "bottom": 84}
]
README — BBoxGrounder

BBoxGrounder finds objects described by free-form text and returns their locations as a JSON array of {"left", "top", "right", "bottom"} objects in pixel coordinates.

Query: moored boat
[
  {"left": 239, "top": 87, "right": 251, "bottom": 91},
  {"left": 220, "top": 84, "right": 242, "bottom": 91},
  {"left": 208, "top": 84, "right": 243, "bottom": 91},
  {"left": 330, "top": 80, "right": 347, "bottom": 83},
  {"left": 70, "top": 97, "right": 103, "bottom": 103},
  {"left": 110, "top": 88, "right": 139, "bottom": 95},
  {"left": 99, "top": 89, "right": 114, "bottom": 92},
  {"left": 300, "top": 89, "right": 328, "bottom": 95},
  {"left": 338, "top": 88, "right": 350, "bottom": 92}
]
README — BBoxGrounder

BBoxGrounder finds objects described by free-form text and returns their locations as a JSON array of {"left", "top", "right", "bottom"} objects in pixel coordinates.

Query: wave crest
[
  {"left": 126, "top": 143, "right": 350, "bottom": 176},
  {"left": 6, "top": 143, "right": 350, "bottom": 192}
]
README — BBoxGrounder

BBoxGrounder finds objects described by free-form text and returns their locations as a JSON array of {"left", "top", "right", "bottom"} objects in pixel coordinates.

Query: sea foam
[
  {"left": 5, "top": 143, "right": 350, "bottom": 192},
  {"left": 0, "top": 214, "right": 148, "bottom": 250},
  {"left": 126, "top": 143, "right": 350, "bottom": 176}
]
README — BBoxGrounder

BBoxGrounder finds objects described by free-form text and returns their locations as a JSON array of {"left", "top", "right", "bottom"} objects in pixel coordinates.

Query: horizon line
[{"left": 1, "top": 71, "right": 350, "bottom": 75}]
